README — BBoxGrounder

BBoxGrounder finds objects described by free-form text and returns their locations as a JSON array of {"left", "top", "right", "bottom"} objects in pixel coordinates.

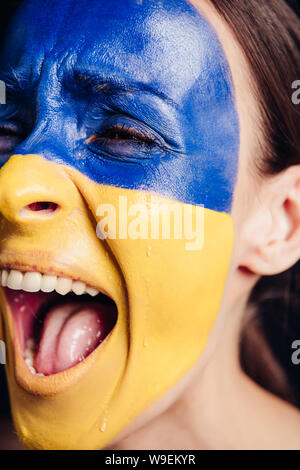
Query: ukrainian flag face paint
[{"left": 0, "top": 0, "right": 239, "bottom": 449}]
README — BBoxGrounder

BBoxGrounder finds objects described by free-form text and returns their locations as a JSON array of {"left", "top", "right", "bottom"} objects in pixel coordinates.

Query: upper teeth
[{"left": 1, "top": 269, "right": 99, "bottom": 296}]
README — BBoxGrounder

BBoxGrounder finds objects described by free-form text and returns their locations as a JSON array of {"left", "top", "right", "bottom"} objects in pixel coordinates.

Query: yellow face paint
[{"left": 0, "top": 155, "right": 234, "bottom": 449}]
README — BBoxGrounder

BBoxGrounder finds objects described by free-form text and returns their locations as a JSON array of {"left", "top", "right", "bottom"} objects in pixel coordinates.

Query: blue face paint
[{"left": 0, "top": 0, "right": 239, "bottom": 213}]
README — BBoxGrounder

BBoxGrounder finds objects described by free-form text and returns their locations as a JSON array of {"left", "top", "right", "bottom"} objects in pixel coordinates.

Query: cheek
[
  {"left": 71, "top": 170, "right": 234, "bottom": 445},
  {"left": 230, "top": 145, "right": 261, "bottom": 263},
  {"left": 1, "top": 154, "right": 235, "bottom": 450}
]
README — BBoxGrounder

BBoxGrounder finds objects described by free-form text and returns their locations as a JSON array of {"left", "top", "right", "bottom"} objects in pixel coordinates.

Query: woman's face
[{"left": 0, "top": 0, "right": 258, "bottom": 450}]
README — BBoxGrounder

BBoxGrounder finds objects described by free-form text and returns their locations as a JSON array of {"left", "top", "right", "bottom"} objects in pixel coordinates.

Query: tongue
[{"left": 34, "top": 301, "right": 114, "bottom": 375}]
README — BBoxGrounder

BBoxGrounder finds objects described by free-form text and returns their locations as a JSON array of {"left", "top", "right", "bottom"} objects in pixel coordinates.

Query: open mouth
[{"left": 1, "top": 269, "right": 118, "bottom": 377}]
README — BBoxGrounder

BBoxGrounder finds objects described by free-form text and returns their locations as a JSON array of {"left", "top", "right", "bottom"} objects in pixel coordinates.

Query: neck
[{"left": 114, "top": 295, "right": 300, "bottom": 450}]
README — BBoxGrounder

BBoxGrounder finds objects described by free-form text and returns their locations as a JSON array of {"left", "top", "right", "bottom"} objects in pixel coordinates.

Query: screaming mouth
[{"left": 1, "top": 269, "right": 118, "bottom": 376}]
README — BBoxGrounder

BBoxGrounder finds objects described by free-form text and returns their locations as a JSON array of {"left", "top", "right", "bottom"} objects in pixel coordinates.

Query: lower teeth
[{"left": 24, "top": 338, "right": 44, "bottom": 376}]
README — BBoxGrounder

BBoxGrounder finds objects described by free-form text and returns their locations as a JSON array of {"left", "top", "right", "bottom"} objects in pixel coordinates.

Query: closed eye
[
  {"left": 0, "top": 123, "right": 24, "bottom": 155},
  {"left": 86, "top": 124, "right": 156, "bottom": 146}
]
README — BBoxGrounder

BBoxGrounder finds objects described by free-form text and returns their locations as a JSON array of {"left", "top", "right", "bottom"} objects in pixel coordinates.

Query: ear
[{"left": 240, "top": 165, "right": 300, "bottom": 276}]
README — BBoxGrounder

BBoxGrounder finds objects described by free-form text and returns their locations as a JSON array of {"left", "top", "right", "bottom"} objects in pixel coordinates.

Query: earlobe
[{"left": 239, "top": 165, "right": 300, "bottom": 276}]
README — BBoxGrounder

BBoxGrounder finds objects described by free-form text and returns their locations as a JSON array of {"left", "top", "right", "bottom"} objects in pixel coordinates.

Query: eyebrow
[
  {"left": 65, "top": 68, "right": 179, "bottom": 109},
  {"left": 0, "top": 67, "right": 37, "bottom": 94},
  {"left": 0, "top": 67, "right": 179, "bottom": 111}
]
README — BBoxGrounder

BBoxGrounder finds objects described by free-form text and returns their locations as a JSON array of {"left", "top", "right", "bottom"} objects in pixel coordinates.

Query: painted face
[{"left": 0, "top": 0, "right": 239, "bottom": 449}]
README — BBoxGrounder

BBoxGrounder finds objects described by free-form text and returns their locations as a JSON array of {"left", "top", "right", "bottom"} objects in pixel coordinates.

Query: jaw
[
  {"left": 0, "top": 276, "right": 128, "bottom": 449},
  {"left": 0, "top": 159, "right": 235, "bottom": 450}
]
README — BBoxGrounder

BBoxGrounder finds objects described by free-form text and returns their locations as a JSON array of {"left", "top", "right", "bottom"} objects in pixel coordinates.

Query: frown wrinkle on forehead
[
  {"left": 0, "top": 0, "right": 240, "bottom": 213},
  {"left": 3, "top": 0, "right": 225, "bottom": 99}
]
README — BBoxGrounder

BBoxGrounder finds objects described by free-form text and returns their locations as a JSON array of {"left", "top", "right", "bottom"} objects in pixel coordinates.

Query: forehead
[{"left": 1, "top": 0, "right": 229, "bottom": 99}]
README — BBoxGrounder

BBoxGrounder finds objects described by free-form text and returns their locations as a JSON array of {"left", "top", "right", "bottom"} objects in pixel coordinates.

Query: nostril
[
  {"left": 27, "top": 202, "right": 59, "bottom": 213},
  {"left": 21, "top": 201, "right": 60, "bottom": 216}
]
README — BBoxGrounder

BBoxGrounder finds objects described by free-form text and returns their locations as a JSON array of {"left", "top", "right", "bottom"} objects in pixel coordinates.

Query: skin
[
  {"left": 113, "top": 1, "right": 300, "bottom": 450},
  {"left": 0, "top": 0, "right": 238, "bottom": 450},
  {"left": 1, "top": 0, "right": 300, "bottom": 450},
  {"left": 0, "top": 0, "right": 239, "bottom": 210}
]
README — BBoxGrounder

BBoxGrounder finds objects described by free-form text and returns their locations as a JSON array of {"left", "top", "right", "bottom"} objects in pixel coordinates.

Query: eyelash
[
  {"left": 0, "top": 124, "right": 23, "bottom": 154},
  {"left": 86, "top": 124, "right": 157, "bottom": 147},
  {"left": 0, "top": 124, "right": 20, "bottom": 137},
  {"left": 0, "top": 121, "right": 168, "bottom": 159}
]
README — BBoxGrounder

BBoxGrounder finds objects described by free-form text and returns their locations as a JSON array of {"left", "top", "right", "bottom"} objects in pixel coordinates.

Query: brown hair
[{"left": 209, "top": 0, "right": 300, "bottom": 405}]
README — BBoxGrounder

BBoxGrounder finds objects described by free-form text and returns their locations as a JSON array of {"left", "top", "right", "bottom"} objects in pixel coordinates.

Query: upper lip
[
  {"left": 0, "top": 260, "right": 113, "bottom": 299},
  {"left": 0, "top": 265, "right": 102, "bottom": 296}
]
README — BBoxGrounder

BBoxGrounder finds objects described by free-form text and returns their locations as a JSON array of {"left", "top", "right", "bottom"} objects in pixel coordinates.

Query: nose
[{"left": 0, "top": 154, "right": 81, "bottom": 225}]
